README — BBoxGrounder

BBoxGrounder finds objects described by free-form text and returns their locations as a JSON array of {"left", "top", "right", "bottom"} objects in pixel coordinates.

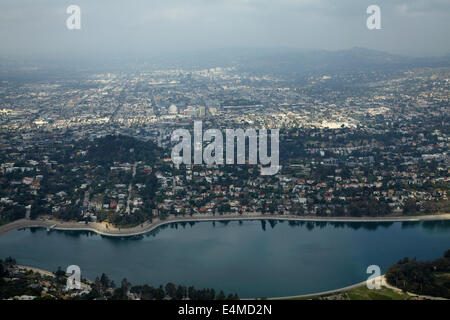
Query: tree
[
  {"left": 54, "top": 266, "right": 65, "bottom": 277},
  {"left": 216, "top": 290, "right": 226, "bottom": 300},
  {"left": 165, "top": 282, "right": 177, "bottom": 299},
  {"left": 175, "top": 285, "right": 186, "bottom": 299},
  {"left": 120, "top": 278, "right": 131, "bottom": 296},
  {"left": 445, "top": 250, "right": 450, "bottom": 259},
  {"left": 112, "top": 278, "right": 131, "bottom": 299},
  {"left": 155, "top": 285, "right": 165, "bottom": 299},
  {"left": 100, "top": 273, "right": 111, "bottom": 289},
  {"left": 403, "top": 199, "right": 419, "bottom": 215},
  {"left": 0, "top": 259, "right": 6, "bottom": 277}
]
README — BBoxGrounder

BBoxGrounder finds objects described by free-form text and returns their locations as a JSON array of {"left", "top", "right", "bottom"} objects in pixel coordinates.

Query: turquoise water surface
[{"left": 0, "top": 219, "right": 449, "bottom": 298}]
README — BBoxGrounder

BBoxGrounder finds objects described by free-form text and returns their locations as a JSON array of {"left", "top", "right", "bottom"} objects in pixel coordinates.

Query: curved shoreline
[
  {"left": 15, "top": 263, "right": 370, "bottom": 300},
  {"left": 10, "top": 267, "right": 448, "bottom": 300},
  {"left": 267, "top": 280, "right": 369, "bottom": 300},
  {"left": 268, "top": 275, "right": 448, "bottom": 300},
  {"left": 0, "top": 213, "right": 449, "bottom": 238}
]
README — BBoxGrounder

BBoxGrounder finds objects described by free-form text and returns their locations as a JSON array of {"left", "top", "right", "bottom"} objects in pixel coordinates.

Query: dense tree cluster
[
  {"left": 83, "top": 273, "right": 239, "bottom": 300},
  {"left": 84, "top": 135, "right": 160, "bottom": 166},
  {"left": 0, "top": 204, "right": 25, "bottom": 226},
  {"left": 386, "top": 250, "right": 450, "bottom": 298},
  {"left": 0, "top": 257, "right": 44, "bottom": 299},
  {"left": 0, "top": 259, "right": 240, "bottom": 300}
]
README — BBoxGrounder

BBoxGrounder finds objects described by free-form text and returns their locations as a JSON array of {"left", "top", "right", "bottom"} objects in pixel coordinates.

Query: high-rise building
[{"left": 198, "top": 106, "right": 206, "bottom": 117}]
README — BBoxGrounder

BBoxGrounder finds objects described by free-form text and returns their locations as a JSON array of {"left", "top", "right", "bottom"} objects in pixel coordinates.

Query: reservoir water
[{"left": 0, "top": 219, "right": 449, "bottom": 298}]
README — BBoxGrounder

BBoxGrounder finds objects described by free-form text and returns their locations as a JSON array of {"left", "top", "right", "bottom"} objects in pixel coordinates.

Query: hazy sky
[{"left": 0, "top": 0, "right": 449, "bottom": 58}]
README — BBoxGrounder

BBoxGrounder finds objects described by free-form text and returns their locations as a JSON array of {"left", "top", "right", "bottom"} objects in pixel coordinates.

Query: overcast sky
[{"left": 0, "top": 0, "right": 449, "bottom": 58}]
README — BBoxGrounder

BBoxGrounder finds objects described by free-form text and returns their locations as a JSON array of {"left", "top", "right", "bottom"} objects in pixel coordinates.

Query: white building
[{"left": 168, "top": 104, "right": 178, "bottom": 115}]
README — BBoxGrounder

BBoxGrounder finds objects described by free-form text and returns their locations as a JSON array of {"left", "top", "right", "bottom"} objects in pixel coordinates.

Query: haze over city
[
  {"left": 0, "top": 0, "right": 450, "bottom": 58},
  {"left": 0, "top": 0, "right": 449, "bottom": 308}
]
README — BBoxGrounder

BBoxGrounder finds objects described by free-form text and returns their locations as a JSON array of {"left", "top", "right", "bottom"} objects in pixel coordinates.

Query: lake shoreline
[
  {"left": 11, "top": 267, "right": 448, "bottom": 300},
  {"left": 1, "top": 213, "right": 449, "bottom": 238},
  {"left": 268, "top": 275, "right": 448, "bottom": 300}
]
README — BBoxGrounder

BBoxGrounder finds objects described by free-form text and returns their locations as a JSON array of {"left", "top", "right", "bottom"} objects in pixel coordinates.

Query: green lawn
[
  {"left": 345, "top": 286, "right": 411, "bottom": 300},
  {"left": 285, "top": 285, "right": 412, "bottom": 300}
]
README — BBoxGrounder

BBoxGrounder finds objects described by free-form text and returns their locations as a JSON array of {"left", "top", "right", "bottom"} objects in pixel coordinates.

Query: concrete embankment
[{"left": 0, "top": 213, "right": 449, "bottom": 238}]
